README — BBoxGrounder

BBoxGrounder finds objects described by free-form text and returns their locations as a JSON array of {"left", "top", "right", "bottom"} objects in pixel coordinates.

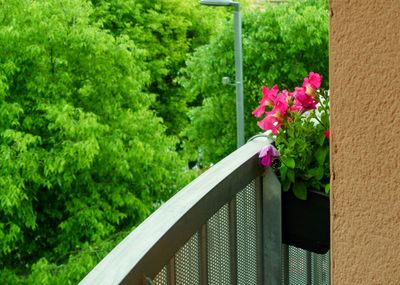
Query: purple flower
[{"left": 259, "top": 145, "right": 280, "bottom": 167}]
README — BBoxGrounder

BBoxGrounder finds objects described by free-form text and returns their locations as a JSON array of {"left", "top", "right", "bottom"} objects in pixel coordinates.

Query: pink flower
[
  {"left": 273, "top": 92, "right": 289, "bottom": 115},
  {"left": 252, "top": 85, "right": 279, "bottom": 117},
  {"left": 256, "top": 91, "right": 289, "bottom": 134},
  {"left": 252, "top": 104, "right": 266, "bottom": 117},
  {"left": 290, "top": 104, "right": 303, "bottom": 113},
  {"left": 259, "top": 145, "right": 280, "bottom": 167},
  {"left": 292, "top": 87, "right": 317, "bottom": 112},
  {"left": 303, "top": 72, "right": 322, "bottom": 91},
  {"left": 281, "top": 89, "right": 294, "bottom": 98},
  {"left": 324, "top": 129, "right": 330, "bottom": 139},
  {"left": 257, "top": 113, "right": 281, "bottom": 134},
  {"left": 261, "top": 85, "right": 279, "bottom": 106}
]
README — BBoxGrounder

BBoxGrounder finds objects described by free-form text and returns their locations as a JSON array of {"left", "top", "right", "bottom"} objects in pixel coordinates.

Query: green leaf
[
  {"left": 308, "top": 166, "right": 324, "bottom": 180},
  {"left": 280, "top": 164, "right": 288, "bottom": 180},
  {"left": 281, "top": 156, "right": 295, "bottom": 169},
  {"left": 282, "top": 180, "right": 291, "bottom": 192},
  {"left": 314, "top": 147, "right": 328, "bottom": 165},
  {"left": 317, "top": 133, "right": 326, "bottom": 146},
  {"left": 293, "top": 181, "right": 307, "bottom": 200},
  {"left": 287, "top": 169, "right": 295, "bottom": 183},
  {"left": 324, "top": 183, "right": 330, "bottom": 194}
]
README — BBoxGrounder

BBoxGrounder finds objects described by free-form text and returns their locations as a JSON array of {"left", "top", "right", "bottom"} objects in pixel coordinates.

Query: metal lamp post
[{"left": 199, "top": 0, "right": 245, "bottom": 148}]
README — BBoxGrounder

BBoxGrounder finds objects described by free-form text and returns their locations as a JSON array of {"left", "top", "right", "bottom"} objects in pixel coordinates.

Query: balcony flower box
[
  {"left": 282, "top": 188, "right": 330, "bottom": 254},
  {"left": 252, "top": 72, "right": 330, "bottom": 254}
]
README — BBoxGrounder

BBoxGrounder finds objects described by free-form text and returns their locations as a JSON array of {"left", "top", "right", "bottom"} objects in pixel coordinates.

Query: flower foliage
[{"left": 253, "top": 73, "right": 330, "bottom": 200}]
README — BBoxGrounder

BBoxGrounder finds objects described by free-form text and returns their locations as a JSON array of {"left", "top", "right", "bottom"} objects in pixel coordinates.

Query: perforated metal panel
[
  {"left": 288, "top": 247, "right": 310, "bottom": 284},
  {"left": 207, "top": 204, "right": 231, "bottom": 285},
  {"left": 311, "top": 251, "right": 330, "bottom": 284},
  {"left": 153, "top": 266, "right": 167, "bottom": 285},
  {"left": 236, "top": 180, "right": 258, "bottom": 285},
  {"left": 175, "top": 233, "right": 200, "bottom": 284},
  {"left": 283, "top": 245, "right": 330, "bottom": 285},
  {"left": 150, "top": 175, "right": 330, "bottom": 285}
]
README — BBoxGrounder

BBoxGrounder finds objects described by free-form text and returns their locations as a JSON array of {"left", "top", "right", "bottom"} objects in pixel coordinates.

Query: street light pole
[
  {"left": 232, "top": 3, "right": 245, "bottom": 148},
  {"left": 199, "top": 0, "right": 245, "bottom": 148}
]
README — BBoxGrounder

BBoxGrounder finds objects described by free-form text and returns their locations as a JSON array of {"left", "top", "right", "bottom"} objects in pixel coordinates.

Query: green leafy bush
[
  {"left": 90, "top": 0, "right": 228, "bottom": 135},
  {"left": 0, "top": 0, "right": 193, "bottom": 282}
]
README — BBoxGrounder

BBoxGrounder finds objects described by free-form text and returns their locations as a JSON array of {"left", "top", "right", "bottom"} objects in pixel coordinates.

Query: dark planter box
[{"left": 282, "top": 189, "right": 330, "bottom": 254}]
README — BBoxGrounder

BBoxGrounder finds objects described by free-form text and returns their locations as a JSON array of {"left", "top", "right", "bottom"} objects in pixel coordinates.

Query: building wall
[{"left": 330, "top": 1, "right": 400, "bottom": 284}]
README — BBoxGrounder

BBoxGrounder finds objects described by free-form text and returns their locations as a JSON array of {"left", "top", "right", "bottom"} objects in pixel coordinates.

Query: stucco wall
[{"left": 330, "top": 1, "right": 400, "bottom": 284}]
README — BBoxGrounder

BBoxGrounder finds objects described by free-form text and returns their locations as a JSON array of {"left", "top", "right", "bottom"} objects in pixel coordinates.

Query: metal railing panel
[
  {"left": 255, "top": 177, "right": 263, "bottom": 285},
  {"left": 236, "top": 180, "right": 258, "bottom": 285},
  {"left": 175, "top": 233, "right": 200, "bottom": 285},
  {"left": 282, "top": 246, "right": 330, "bottom": 285},
  {"left": 80, "top": 137, "right": 269, "bottom": 285},
  {"left": 153, "top": 266, "right": 167, "bottom": 285},
  {"left": 207, "top": 204, "right": 231, "bottom": 285}
]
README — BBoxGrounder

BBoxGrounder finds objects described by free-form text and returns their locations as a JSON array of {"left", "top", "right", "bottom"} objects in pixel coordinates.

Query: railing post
[
  {"left": 256, "top": 177, "right": 263, "bottom": 285},
  {"left": 282, "top": 244, "right": 289, "bottom": 285},
  {"left": 306, "top": 252, "right": 312, "bottom": 285},
  {"left": 311, "top": 253, "right": 323, "bottom": 285},
  {"left": 199, "top": 224, "right": 208, "bottom": 285},
  {"left": 167, "top": 257, "right": 176, "bottom": 285},
  {"left": 262, "top": 168, "right": 282, "bottom": 285},
  {"left": 229, "top": 199, "right": 238, "bottom": 284}
]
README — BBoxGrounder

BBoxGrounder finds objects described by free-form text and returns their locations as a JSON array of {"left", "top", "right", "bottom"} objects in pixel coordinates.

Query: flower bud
[{"left": 305, "top": 84, "right": 316, "bottom": 97}]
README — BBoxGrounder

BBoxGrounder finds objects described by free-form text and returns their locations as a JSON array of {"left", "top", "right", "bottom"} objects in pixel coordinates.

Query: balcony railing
[{"left": 80, "top": 137, "right": 329, "bottom": 285}]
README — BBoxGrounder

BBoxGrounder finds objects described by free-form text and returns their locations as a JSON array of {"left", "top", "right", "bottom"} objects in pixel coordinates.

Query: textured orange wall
[{"left": 330, "top": 1, "right": 400, "bottom": 284}]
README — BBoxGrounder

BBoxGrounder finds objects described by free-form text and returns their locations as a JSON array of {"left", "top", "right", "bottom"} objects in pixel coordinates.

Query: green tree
[
  {"left": 0, "top": 0, "right": 193, "bottom": 281},
  {"left": 179, "top": 0, "right": 329, "bottom": 164},
  {"left": 90, "top": 0, "right": 229, "bottom": 136}
]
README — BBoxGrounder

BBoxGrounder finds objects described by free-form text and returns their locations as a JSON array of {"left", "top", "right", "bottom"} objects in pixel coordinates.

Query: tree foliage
[
  {"left": 0, "top": 0, "right": 329, "bottom": 282},
  {"left": 90, "top": 0, "right": 228, "bottom": 135},
  {"left": 0, "top": 0, "right": 193, "bottom": 282},
  {"left": 179, "top": 0, "right": 329, "bottom": 164}
]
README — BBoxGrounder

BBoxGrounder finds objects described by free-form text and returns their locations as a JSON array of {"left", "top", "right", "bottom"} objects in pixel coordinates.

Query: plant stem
[{"left": 313, "top": 114, "right": 327, "bottom": 129}]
